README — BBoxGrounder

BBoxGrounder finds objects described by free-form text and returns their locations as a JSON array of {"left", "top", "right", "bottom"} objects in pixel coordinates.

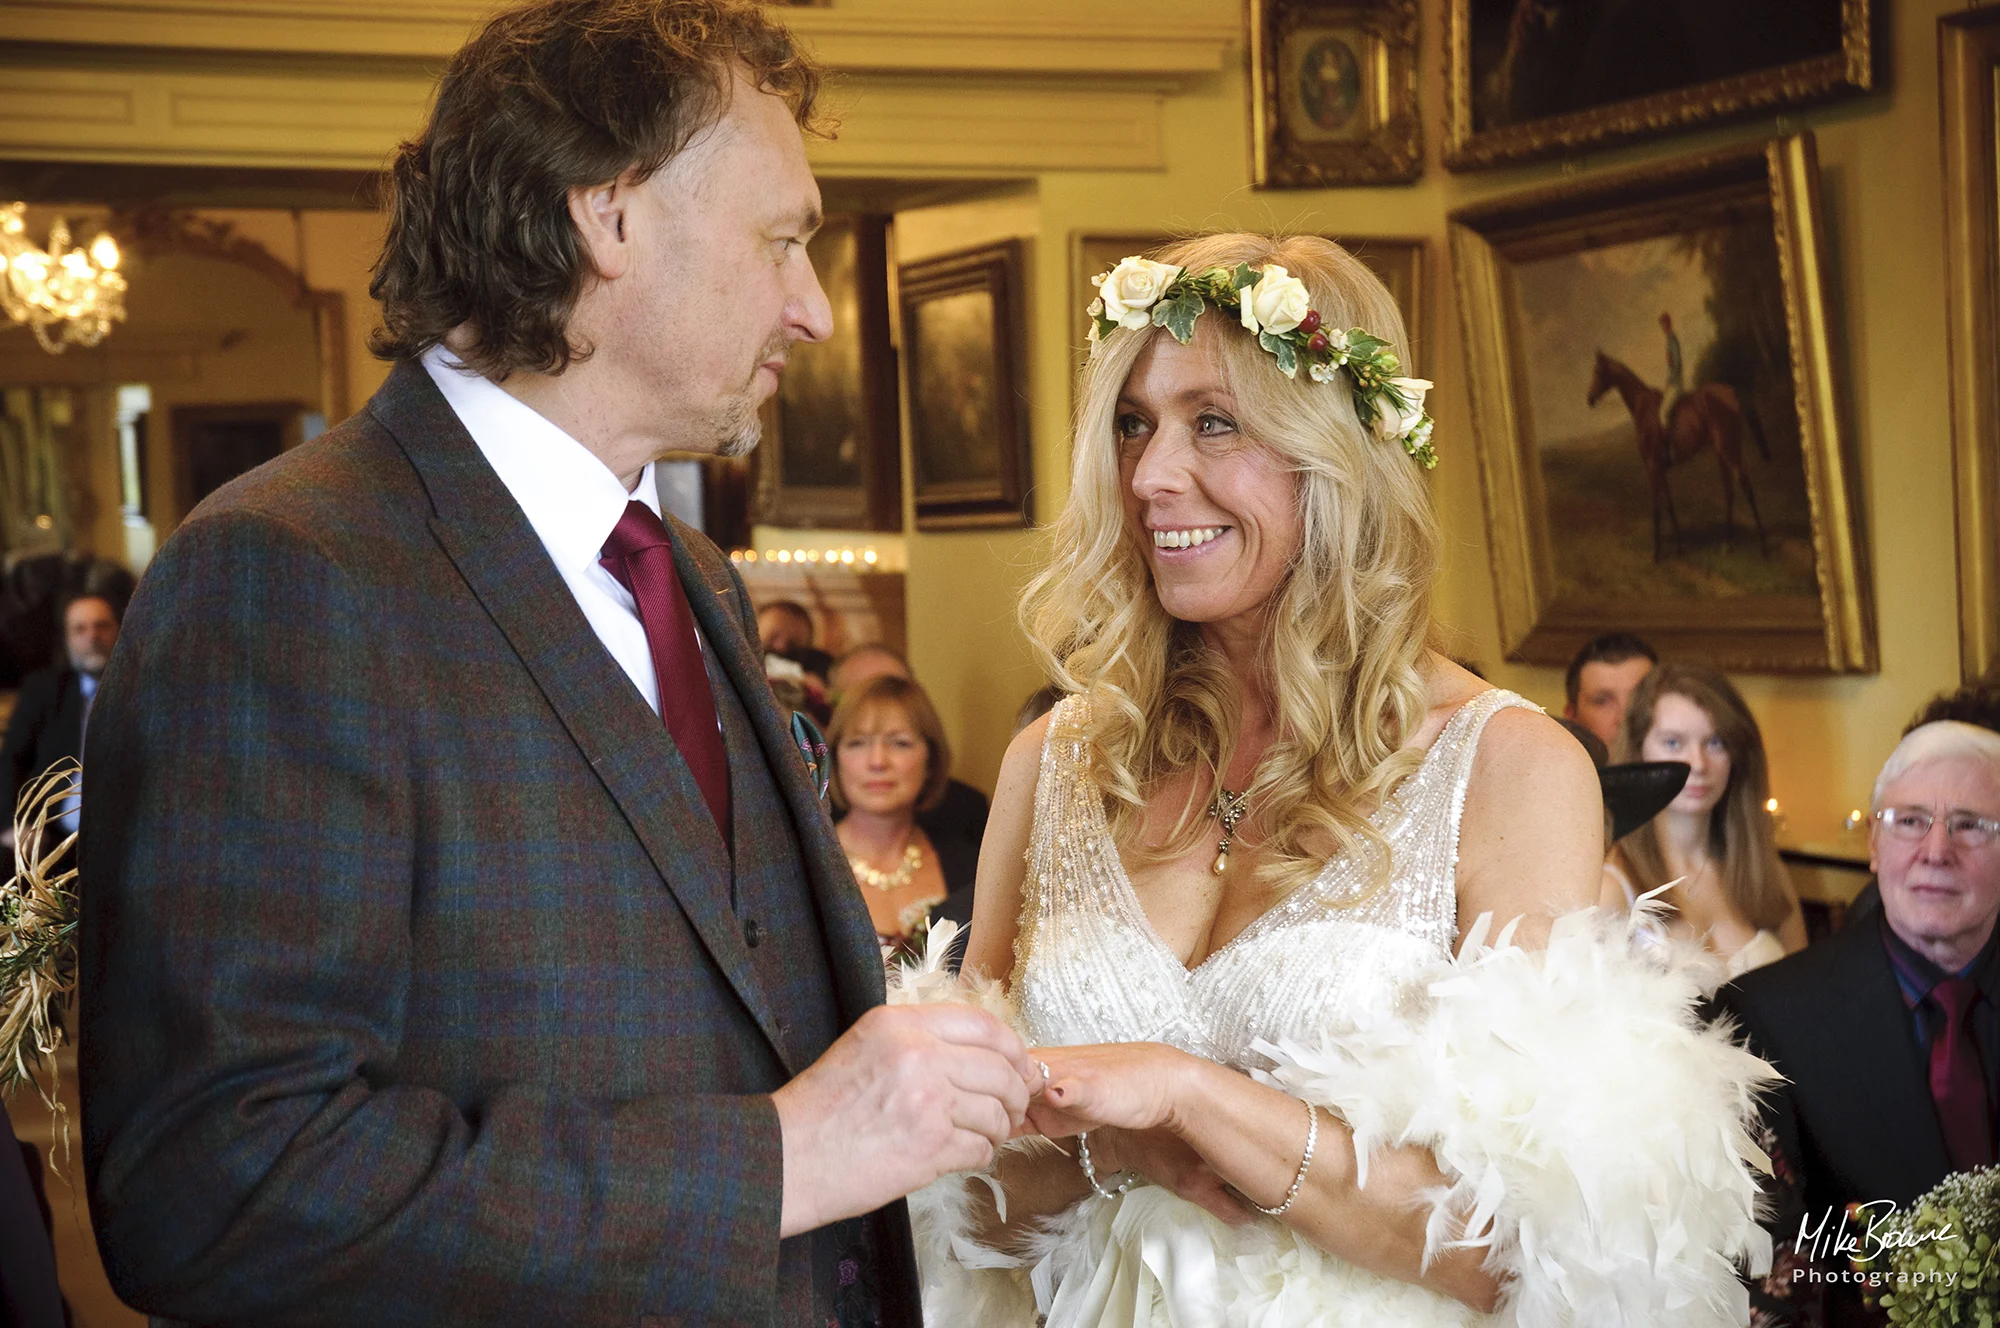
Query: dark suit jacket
[
  {"left": 1717, "top": 913, "right": 1952, "bottom": 1326},
  {"left": 78, "top": 360, "right": 918, "bottom": 1327},
  {"left": 1, "top": 664, "right": 88, "bottom": 814}
]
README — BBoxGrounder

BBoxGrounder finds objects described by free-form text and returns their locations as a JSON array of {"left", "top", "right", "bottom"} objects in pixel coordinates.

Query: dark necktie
[
  {"left": 1927, "top": 977, "right": 1993, "bottom": 1170},
  {"left": 599, "top": 502, "right": 730, "bottom": 842}
]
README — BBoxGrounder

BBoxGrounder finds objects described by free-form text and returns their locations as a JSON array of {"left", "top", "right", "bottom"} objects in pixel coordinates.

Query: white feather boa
[{"left": 891, "top": 910, "right": 1780, "bottom": 1327}]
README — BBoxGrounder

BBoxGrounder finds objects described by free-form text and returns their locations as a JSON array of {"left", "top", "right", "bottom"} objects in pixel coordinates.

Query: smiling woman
[{"left": 904, "top": 232, "right": 1778, "bottom": 1326}]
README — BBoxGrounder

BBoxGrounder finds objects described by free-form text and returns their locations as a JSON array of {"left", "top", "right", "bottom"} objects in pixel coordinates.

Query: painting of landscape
[{"left": 1512, "top": 217, "right": 1816, "bottom": 605}]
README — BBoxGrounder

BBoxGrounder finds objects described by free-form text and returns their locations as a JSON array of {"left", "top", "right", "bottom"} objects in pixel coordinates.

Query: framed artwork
[
  {"left": 1942, "top": 8, "right": 2000, "bottom": 682},
  {"left": 1445, "top": 0, "right": 1872, "bottom": 171},
  {"left": 1249, "top": 0, "right": 1421, "bottom": 187},
  {"left": 1449, "top": 132, "right": 1874, "bottom": 674},
  {"left": 750, "top": 214, "right": 902, "bottom": 531},
  {"left": 1070, "top": 232, "right": 1427, "bottom": 375},
  {"left": 899, "top": 240, "right": 1030, "bottom": 531}
]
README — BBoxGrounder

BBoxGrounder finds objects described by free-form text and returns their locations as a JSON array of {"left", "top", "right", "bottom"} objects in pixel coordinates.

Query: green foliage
[
  {"left": 1854, "top": 1167, "right": 2000, "bottom": 1327},
  {"left": 1257, "top": 331, "right": 1299, "bottom": 378},
  {"left": 1151, "top": 291, "right": 1206, "bottom": 346}
]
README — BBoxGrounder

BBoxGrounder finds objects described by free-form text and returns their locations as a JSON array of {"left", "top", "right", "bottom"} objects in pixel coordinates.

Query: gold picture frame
[
  {"left": 1449, "top": 132, "right": 1874, "bottom": 674},
  {"left": 1249, "top": 0, "right": 1421, "bottom": 188},
  {"left": 900, "top": 240, "right": 1032, "bottom": 531},
  {"left": 1444, "top": 0, "right": 1872, "bottom": 172},
  {"left": 1069, "top": 232, "right": 1427, "bottom": 375},
  {"left": 1941, "top": 8, "right": 2000, "bottom": 682}
]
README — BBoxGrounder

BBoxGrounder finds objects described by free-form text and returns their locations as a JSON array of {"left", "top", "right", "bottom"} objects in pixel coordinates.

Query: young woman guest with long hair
[{"left": 1611, "top": 662, "right": 1806, "bottom": 975}]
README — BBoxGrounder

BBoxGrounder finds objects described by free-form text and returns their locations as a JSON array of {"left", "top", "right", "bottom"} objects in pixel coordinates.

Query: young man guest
[{"left": 1561, "top": 630, "right": 1657, "bottom": 750}]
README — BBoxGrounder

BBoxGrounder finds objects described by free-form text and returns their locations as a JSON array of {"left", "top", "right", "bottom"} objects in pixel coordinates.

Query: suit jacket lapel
[
  {"left": 668, "top": 519, "right": 888, "bottom": 1022},
  {"left": 1825, "top": 917, "right": 1950, "bottom": 1192},
  {"left": 368, "top": 360, "right": 791, "bottom": 1069}
]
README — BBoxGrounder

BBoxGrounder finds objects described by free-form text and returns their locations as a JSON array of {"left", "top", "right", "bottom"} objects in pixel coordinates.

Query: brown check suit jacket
[{"left": 77, "top": 361, "right": 919, "bottom": 1326}]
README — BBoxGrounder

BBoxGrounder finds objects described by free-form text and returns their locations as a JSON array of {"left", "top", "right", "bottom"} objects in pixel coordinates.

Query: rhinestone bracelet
[
  {"left": 1246, "top": 1099, "right": 1319, "bottom": 1218},
  {"left": 1076, "top": 1130, "right": 1135, "bottom": 1200}
]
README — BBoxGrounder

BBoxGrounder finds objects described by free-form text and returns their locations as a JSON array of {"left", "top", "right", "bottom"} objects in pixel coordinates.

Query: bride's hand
[{"left": 1027, "top": 1042, "right": 1193, "bottom": 1137}]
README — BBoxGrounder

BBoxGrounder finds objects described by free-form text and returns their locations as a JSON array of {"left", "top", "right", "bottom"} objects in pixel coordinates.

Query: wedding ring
[{"left": 1037, "top": 1059, "right": 1051, "bottom": 1086}]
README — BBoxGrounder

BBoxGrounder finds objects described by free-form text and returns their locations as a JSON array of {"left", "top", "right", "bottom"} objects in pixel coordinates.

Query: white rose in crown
[
  {"left": 1374, "top": 376, "right": 1433, "bottom": 440},
  {"left": 1240, "top": 265, "right": 1311, "bottom": 335},
  {"left": 1096, "top": 257, "right": 1184, "bottom": 329}
]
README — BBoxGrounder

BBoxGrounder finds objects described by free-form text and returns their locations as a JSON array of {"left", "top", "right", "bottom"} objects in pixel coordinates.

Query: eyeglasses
[{"left": 1874, "top": 806, "right": 2000, "bottom": 849}]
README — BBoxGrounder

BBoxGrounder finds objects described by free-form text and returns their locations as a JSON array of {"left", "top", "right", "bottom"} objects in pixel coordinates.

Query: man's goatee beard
[{"left": 717, "top": 412, "right": 762, "bottom": 459}]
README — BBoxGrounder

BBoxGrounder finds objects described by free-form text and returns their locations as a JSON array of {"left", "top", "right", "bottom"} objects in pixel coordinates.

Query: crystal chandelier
[{"left": 1, "top": 202, "right": 127, "bottom": 354}]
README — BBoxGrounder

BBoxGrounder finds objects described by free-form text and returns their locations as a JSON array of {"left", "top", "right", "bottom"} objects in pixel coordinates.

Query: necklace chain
[{"left": 849, "top": 840, "right": 923, "bottom": 891}]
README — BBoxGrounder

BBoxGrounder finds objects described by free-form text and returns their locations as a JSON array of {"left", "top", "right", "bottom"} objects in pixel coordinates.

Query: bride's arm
[
  {"left": 955, "top": 713, "right": 1252, "bottom": 1250},
  {"left": 1453, "top": 705, "right": 1604, "bottom": 948},
  {"left": 1034, "top": 706, "right": 1607, "bottom": 1310},
  {"left": 958, "top": 711, "right": 1048, "bottom": 986}
]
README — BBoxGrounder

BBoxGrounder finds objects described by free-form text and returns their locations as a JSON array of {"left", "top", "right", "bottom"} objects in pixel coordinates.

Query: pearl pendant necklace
[{"left": 1209, "top": 786, "right": 1251, "bottom": 875}]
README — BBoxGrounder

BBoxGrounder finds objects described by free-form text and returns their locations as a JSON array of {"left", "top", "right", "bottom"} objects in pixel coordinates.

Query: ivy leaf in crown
[{"left": 1085, "top": 257, "right": 1438, "bottom": 469}]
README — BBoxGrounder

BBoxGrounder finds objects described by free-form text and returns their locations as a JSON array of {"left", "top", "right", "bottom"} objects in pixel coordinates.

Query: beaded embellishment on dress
[{"left": 1013, "top": 688, "right": 1537, "bottom": 1070}]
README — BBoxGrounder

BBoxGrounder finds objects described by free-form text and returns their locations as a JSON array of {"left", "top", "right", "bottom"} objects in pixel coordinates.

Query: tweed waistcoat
[{"left": 708, "top": 641, "right": 884, "bottom": 1328}]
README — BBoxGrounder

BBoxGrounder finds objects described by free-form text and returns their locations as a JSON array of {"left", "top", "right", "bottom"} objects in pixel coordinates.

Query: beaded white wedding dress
[
  {"left": 1015, "top": 689, "right": 1504, "bottom": 1082},
  {"left": 899, "top": 690, "right": 1778, "bottom": 1328}
]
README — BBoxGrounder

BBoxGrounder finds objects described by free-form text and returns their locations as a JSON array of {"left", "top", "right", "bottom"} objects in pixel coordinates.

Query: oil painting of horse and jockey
[
  {"left": 1450, "top": 134, "right": 1875, "bottom": 674},
  {"left": 1512, "top": 215, "right": 1818, "bottom": 604}
]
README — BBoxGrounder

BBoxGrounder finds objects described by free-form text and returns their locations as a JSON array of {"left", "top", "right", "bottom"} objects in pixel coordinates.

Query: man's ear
[{"left": 568, "top": 175, "right": 636, "bottom": 281}]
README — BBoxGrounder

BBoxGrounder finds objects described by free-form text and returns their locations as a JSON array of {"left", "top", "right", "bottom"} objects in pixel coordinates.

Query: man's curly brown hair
[{"left": 369, "top": 0, "right": 825, "bottom": 379}]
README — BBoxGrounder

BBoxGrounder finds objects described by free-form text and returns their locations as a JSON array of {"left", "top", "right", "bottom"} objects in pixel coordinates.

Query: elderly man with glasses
[{"left": 1719, "top": 720, "right": 2000, "bottom": 1327}]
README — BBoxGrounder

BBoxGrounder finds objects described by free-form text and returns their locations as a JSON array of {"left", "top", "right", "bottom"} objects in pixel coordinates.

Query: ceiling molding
[
  {"left": 0, "top": 2, "right": 1236, "bottom": 79},
  {"left": 0, "top": 59, "right": 1171, "bottom": 174}
]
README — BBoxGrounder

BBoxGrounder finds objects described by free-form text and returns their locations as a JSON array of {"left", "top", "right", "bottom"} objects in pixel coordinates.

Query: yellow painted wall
[
  {"left": 890, "top": 190, "right": 1048, "bottom": 795},
  {"left": 0, "top": 0, "right": 1967, "bottom": 844},
  {"left": 863, "top": 0, "right": 1970, "bottom": 851}
]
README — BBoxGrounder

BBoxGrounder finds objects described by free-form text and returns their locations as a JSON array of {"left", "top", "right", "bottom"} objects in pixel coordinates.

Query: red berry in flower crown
[{"left": 1298, "top": 309, "right": 1322, "bottom": 335}]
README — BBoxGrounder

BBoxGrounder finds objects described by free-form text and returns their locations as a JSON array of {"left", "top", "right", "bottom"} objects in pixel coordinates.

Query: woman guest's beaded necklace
[
  {"left": 1208, "top": 787, "right": 1251, "bottom": 875},
  {"left": 849, "top": 840, "right": 923, "bottom": 891}
]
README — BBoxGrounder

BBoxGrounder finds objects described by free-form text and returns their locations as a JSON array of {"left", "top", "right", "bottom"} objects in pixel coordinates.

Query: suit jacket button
[{"left": 744, "top": 919, "right": 762, "bottom": 948}]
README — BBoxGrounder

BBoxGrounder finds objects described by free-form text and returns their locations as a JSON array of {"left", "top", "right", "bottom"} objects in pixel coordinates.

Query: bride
[{"left": 904, "top": 233, "right": 1776, "bottom": 1326}]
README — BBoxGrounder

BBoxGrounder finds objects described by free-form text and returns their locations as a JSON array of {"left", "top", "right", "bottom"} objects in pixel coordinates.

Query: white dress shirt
[{"left": 422, "top": 344, "right": 666, "bottom": 715}]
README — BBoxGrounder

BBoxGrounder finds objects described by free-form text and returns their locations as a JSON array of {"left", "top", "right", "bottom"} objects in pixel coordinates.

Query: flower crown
[{"left": 1087, "top": 257, "right": 1436, "bottom": 469}]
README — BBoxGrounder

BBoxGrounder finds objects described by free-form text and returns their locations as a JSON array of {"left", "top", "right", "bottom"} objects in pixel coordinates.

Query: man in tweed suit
[{"left": 76, "top": 3, "right": 1041, "bottom": 1324}]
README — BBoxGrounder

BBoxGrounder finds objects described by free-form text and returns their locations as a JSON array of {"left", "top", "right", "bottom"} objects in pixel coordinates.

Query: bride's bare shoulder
[
  {"left": 1413, "top": 655, "right": 1492, "bottom": 745},
  {"left": 1446, "top": 672, "right": 1604, "bottom": 938}
]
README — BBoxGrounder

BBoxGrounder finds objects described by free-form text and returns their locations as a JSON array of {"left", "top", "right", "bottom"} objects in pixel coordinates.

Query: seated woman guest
[
  {"left": 1610, "top": 662, "right": 1806, "bottom": 975},
  {"left": 828, "top": 675, "right": 977, "bottom": 954}
]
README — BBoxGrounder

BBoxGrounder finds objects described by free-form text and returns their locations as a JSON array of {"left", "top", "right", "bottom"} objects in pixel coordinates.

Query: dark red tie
[
  {"left": 599, "top": 502, "right": 730, "bottom": 842},
  {"left": 1927, "top": 977, "right": 1994, "bottom": 1170}
]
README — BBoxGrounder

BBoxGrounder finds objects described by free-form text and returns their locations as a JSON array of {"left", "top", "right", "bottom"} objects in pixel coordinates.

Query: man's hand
[{"left": 773, "top": 1003, "right": 1042, "bottom": 1236}]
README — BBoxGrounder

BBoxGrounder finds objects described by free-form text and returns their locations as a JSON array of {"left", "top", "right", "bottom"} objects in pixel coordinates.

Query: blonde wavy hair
[{"left": 1022, "top": 233, "right": 1444, "bottom": 893}]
